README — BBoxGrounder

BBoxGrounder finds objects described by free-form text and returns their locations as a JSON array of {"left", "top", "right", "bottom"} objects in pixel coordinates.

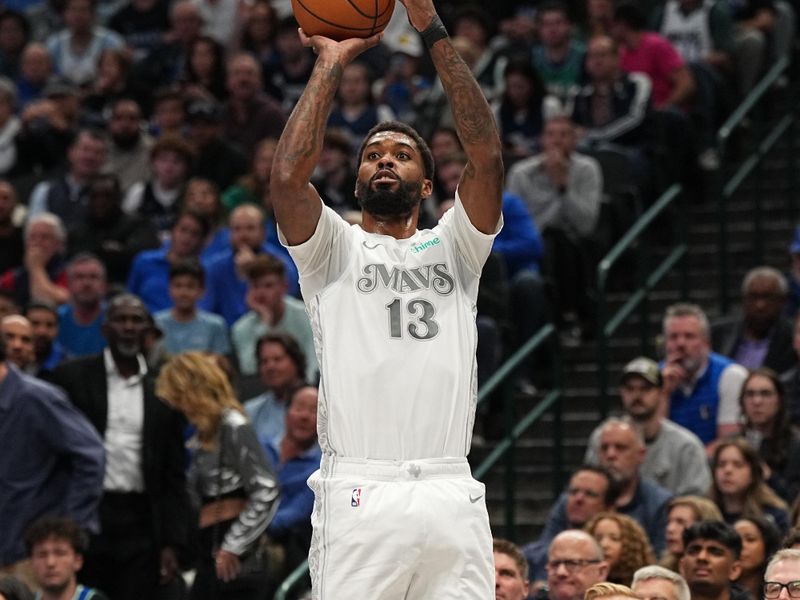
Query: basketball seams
[{"left": 292, "top": 0, "right": 393, "bottom": 39}]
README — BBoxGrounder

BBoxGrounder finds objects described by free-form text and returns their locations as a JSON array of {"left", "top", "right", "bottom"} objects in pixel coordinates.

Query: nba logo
[{"left": 351, "top": 488, "right": 362, "bottom": 507}]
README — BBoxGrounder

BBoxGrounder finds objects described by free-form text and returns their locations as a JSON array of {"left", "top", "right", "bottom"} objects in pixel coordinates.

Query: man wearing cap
[
  {"left": 186, "top": 98, "right": 248, "bottom": 191},
  {"left": 584, "top": 357, "right": 711, "bottom": 496}
]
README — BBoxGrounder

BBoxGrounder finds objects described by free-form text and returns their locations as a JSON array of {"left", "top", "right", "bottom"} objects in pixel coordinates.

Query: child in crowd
[{"left": 154, "top": 258, "right": 230, "bottom": 355}]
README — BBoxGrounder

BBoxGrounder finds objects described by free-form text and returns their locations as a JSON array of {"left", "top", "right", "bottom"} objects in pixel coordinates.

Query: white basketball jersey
[{"left": 282, "top": 193, "right": 500, "bottom": 461}]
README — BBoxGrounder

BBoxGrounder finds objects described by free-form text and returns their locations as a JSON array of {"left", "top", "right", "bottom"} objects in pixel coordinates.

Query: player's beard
[{"left": 356, "top": 178, "right": 422, "bottom": 220}]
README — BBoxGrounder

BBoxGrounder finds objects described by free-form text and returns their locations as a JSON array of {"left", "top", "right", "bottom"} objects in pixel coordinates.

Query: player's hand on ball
[{"left": 298, "top": 28, "right": 382, "bottom": 62}]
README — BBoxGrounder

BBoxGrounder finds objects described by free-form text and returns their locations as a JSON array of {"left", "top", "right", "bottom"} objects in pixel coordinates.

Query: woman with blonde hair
[
  {"left": 156, "top": 352, "right": 279, "bottom": 600},
  {"left": 584, "top": 512, "right": 655, "bottom": 585},
  {"left": 660, "top": 495, "right": 723, "bottom": 571}
]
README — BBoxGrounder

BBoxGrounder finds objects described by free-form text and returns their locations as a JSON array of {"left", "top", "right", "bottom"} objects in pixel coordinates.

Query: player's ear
[{"left": 421, "top": 178, "right": 433, "bottom": 200}]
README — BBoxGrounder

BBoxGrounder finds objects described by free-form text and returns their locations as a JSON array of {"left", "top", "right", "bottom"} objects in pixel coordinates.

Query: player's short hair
[
  {"left": 255, "top": 332, "right": 307, "bottom": 381},
  {"left": 682, "top": 520, "right": 742, "bottom": 558},
  {"left": 357, "top": 121, "right": 435, "bottom": 180},
  {"left": 168, "top": 258, "right": 205, "bottom": 286},
  {"left": 632, "top": 566, "right": 690, "bottom": 600},
  {"left": 493, "top": 538, "right": 529, "bottom": 582},
  {"left": 242, "top": 254, "right": 286, "bottom": 283},
  {"left": 24, "top": 516, "right": 89, "bottom": 556}
]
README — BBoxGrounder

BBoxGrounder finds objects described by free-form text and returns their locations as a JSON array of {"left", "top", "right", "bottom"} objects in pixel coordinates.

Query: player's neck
[{"left": 362, "top": 211, "right": 419, "bottom": 239}]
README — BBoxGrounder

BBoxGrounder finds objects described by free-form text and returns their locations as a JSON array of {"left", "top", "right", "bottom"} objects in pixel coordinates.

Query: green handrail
[
  {"left": 715, "top": 57, "right": 791, "bottom": 313},
  {"left": 596, "top": 184, "right": 687, "bottom": 414}
]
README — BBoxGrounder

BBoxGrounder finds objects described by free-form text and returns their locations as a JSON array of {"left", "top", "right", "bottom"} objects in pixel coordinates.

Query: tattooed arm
[
  {"left": 270, "top": 30, "right": 381, "bottom": 245},
  {"left": 401, "top": 0, "right": 503, "bottom": 234}
]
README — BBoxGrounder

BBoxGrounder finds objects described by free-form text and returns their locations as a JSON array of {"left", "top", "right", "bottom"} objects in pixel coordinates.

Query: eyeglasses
[
  {"left": 764, "top": 581, "right": 800, "bottom": 598},
  {"left": 545, "top": 559, "right": 601, "bottom": 573}
]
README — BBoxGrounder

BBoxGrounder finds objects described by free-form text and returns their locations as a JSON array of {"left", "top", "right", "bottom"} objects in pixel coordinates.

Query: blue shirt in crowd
[{"left": 265, "top": 438, "right": 321, "bottom": 538}]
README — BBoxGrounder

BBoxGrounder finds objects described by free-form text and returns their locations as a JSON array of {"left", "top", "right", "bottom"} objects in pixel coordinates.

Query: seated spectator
[
  {"left": 45, "top": 0, "right": 124, "bottom": 88},
  {"left": 678, "top": 521, "right": 750, "bottom": 600},
  {"left": 612, "top": 3, "right": 696, "bottom": 111},
  {"left": 27, "top": 129, "right": 109, "bottom": 231},
  {"left": 572, "top": 35, "right": 653, "bottom": 158},
  {"left": 740, "top": 368, "right": 800, "bottom": 503},
  {"left": 123, "top": 134, "right": 194, "bottom": 237},
  {"left": 67, "top": 174, "right": 160, "bottom": 286},
  {"left": 1, "top": 314, "right": 34, "bottom": 372},
  {"left": 0, "top": 213, "right": 69, "bottom": 308},
  {"left": 104, "top": 97, "right": 153, "bottom": 193},
  {"left": 264, "top": 385, "right": 321, "bottom": 577},
  {"left": 596, "top": 417, "right": 673, "bottom": 552},
  {"left": 262, "top": 16, "right": 315, "bottom": 114},
  {"left": 181, "top": 177, "right": 228, "bottom": 261},
  {"left": 14, "top": 42, "right": 51, "bottom": 108},
  {"left": 732, "top": 516, "right": 781, "bottom": 599},
  {"left": 0, "top": 78, "right": 20, "bottom": 178},
  {"left": 309, "top": 130, "right": 359, "bottom": 216},
  {"left": 108, "top": 0, "right": 170, "bottom": 63},
  {"left": 200, "top": 204, "right": 299, "bottom": 325},
  {"left": 154, "top": 259, "right": 230, "bottom": 355},
  {"left": 0, "top": 10, "right": 30, "bottom": 80},
  {"left": 729, "top": 0, "right": 775, "bottom": 97},
  {"left": 660, "top": 302, "right": 748, "bottom": 447},
  {"left": 236, "top": 0, "right": 280, "bottom": 67},
  {"left": 0, "top": 180, "right": 23, "bottom": 275},
  {"left": 192, "top": 0, "right": 240, "bottom": 47},
  {"left": 788, "top": 228, "right": 800, "bottom": 318},
  {"left": 186, "top": 98, "right": 248, "bottom": 192},
  {"left": 127, "top": 210, "right": 209, "bottom": 313},
  {"left": 376, "top": 47, "right": 431, "bottom": 125},
  {"left": 491, "top": 59, "right": 555, "bottom": 164},
  {"left": 709, "top": 438, "right": 790, "bottom": 533},
  {"left": 223, "top": 52, "right": 286, "bottom": 158},
  {"left": 0, "top": 290, "right": 18, "bottom": 319},
  {"left": 25, "top": 301, "right": 64, "bottom": 377},
  {"left": 25, "top": 517, "right": 109, "bottom": 600},
  {"left": 223, "top": 138, "right": 277, "bottom": 214},
  {"left": 180, "top": 35, "right": 227, "bottom": 102},
  {"left": 505, "top": 114, "right": 602, "bottom": 342},
  {"left": 523, "top": 465, "right": 619, "bottom": 584},
  {"left": 712, "top": 267, "right": 795, "bottom": 373},
  {"left": 660, "top": 495, "right": 724, "bottom": 571},
  {"left": 232, "top": 254, "right": 315, "bottom": 379},
  {"left": 532, "top": 2, "right": 587, "bottom": 110},
  {"left": 57, "top": 253, "right": 106, "bottom": 358},
  {"left": 245, "top": 332, "right": 306, "bottom": 448},
  {"left": 585, "top": 512, "right": 656, "bottom": 585},
  {"left": 327, "top": 61, "right": 395, "bottom": 152},
  {"left": 585, "top": 582, "right": 640, "bottom": 600},
  {"left": 545, "top": 530, "right": 609, "bottom": 600},
  {"left": 580, "top": 0, "right": 615, "bottom": 39},
  {"left": 631, "top": 565, "right": 691, "bottom": 600},
  {"left": 148, "top": 86, "right": 187, "bottom": 138},
  {"left": 493, "top": 538, "right": 531, "bottom": 600},
  {"left": 585, "top": 357, "right": 711, "bottom": 496},
  {"left": 81, "top": 49, "right": 149, "bottom": 129},
  {"left": 780, "top": 312, "right": 800, "bottom": 426}
]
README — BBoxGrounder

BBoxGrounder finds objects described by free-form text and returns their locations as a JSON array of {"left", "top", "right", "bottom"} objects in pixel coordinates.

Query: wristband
[{"left": 419, "top": 15, "right": 449, "bottom": 48}]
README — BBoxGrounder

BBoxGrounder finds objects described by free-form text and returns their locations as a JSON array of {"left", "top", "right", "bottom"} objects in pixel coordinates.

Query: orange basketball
[{"left": 291, "top": 0, "right": 395, "bottom": 41}]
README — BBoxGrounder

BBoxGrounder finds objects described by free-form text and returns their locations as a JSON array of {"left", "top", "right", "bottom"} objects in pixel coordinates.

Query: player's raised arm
[
  {"left": 400, "top": 0, "right": 503, "bottom": 234},
  {"left": 270, "top": 30, "right": 381, "bottom": 246}
]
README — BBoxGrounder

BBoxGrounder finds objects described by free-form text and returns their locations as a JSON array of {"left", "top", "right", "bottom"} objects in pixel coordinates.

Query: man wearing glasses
[
  {"left": 764, "top": 549, "right": 800, "bottom": 600},
  {"left": 544, "top": 530, "right": 608, "bottom": 600},
  {"left": 678, "top": 521, "right": 750, "bottom": 600}
]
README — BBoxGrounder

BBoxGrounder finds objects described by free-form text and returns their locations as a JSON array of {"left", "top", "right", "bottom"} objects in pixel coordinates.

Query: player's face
[
  {"left": 619, "top": 375, "right": 660, "bottom": 421},
  {"left": 632, "top": 578, "right": 680, "bottom": 600},
  {"left": 494, "top": 551, "right": 529, "bottom": 600},
  {"left": 30, "top": 537, "right": 82, "bottom": 595},
  {"left": 356, "top": 131, "right": 432, "bottom": 219},
  {"left": 565, "top": 471, "right": 609, "bottom": 526},
  {"left": 258, "top": 341, "right": 300, "bottom": 391}
]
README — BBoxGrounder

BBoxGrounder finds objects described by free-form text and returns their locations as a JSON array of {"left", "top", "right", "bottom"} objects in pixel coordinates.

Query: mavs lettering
[{"left": 356, "top": 263, "right": 455, "bottom": 295}]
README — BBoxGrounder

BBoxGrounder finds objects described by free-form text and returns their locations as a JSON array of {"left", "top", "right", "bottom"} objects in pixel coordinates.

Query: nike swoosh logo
[
  {"left": 362, "top": 241, "right": 381, "bottom": 250},
  {"left": 469, "top": 494, "right": 484, "bottom": 504}
]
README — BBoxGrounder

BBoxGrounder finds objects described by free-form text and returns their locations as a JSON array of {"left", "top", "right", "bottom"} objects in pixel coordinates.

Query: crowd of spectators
[{"left": 0, "top": 0, "right": 798, "bottom": 597}]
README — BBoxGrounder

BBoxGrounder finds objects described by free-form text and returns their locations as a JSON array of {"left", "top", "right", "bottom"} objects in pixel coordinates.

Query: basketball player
[{"left": 270, "top": 0, "right": 504, "bottom": 596}]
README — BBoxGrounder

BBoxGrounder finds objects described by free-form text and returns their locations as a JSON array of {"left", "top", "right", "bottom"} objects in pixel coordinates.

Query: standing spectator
[
  {"left": 493, "top": 538, "right": 531, "bottom": 600},
  {"left": 661, "top": 302, "right": 748, "bottom": 447},
  {"left": 50, "top": 294, "right": 189, "bottom": 600},
  {"left": 0, "top": 180, "right": 23, "bottom": 275},
  {"left": 123, "top": 135, "right": 194, "bottom": 237},
  {"left": 200, "top": 204, "right": 299, "bottom": 325},
  {"left": 712, "top": 267, "right": 795, "bottom": 373},
  {"left": 678, "top": 521, "right": 750, "bottom": 600},
  {"left": 231, "top": 254, "right": 314, "bottom": 379},
  {"left": 26, "top": 129, "right": 109, "bottom": 231},
  {"left": 505, "top": 114, "right": 602, "bottom": 341},
  {"left": 105, "top": 98, "right": 153, "bottom": 194},
  {"left": 126, "top": 210, "right": 209, "bottom": 313},
  {"left": 0, "top": 333, "right": 104, "bottom": 587},
  {"left": 45, "top": 0, "right": 124, "bottom": 88},
  {"left": 154, "top": 259, "right": 230, "bottom": 355},
  {"left": 57, "top": 253, "right": 106, "bottom": 358},
  {"left": 186, "top": 99, "right": 248, "bottom": 193},
  {"left": 25, "top": 517, "right": 109, "bottom": 600},
  {"left": 223, "top": 53, "right": 286, "bottom": 158},
  {"left": 244, "top": 332, "right": 306, "bottom": 448},
  {"left": 597, "top": 418, "right": 673, "bottom": 552},
  {"left": 25, "top": 300, "right": 64, "bottom": 376},
  {"left": 584, "top": 357, "right": 711, "bottom": 496},
  {"left": 0, "top": 213, "right": 69, "bottom": 308}
]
